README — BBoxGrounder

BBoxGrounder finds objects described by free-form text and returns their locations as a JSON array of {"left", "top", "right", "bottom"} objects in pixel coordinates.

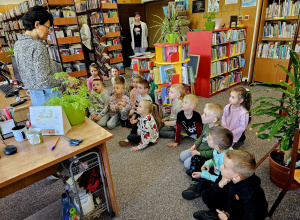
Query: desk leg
[{"left": 95, "top": 142, "right": 119, "bottom": 216}]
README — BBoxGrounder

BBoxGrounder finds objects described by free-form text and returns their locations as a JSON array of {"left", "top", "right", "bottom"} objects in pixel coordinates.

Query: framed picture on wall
[{"left": 192, "top": 0, "right": 205, "bottom": 14}]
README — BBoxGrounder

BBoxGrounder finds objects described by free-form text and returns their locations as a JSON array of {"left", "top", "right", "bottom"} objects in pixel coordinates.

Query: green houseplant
[
  {"left": 250, "top": 49, "right": 300, "bottom": 189},
  {"left": 45, "top": 72, "right": 94, "bottom": 126},
  {"left": 152, "top": 8, "right": 186, "bottom": 45},
  {"left": 203, "top": 10, "right": 217, "bottom": 31}
]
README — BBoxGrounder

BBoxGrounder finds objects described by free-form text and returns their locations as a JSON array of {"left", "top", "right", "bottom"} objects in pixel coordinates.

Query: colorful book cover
[{"left": 161, "top": 86, "right": 170, "bottom": 105}]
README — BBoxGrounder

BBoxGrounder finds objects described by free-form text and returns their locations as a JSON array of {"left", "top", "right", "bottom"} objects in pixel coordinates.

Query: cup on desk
[
  {"left": 12, "top": 125, "right": 27, "bottom": 142},
  {"left": 26, "top": 128, "right": 43, "bottom": 145}
]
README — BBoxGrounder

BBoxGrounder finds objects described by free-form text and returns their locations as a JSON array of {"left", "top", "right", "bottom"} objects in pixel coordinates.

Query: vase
[
  {"left": 205, "top": 21, "right": 215, "bottom": 31},
  {"left": 63, "top": 107, "right": 85, "bottom": 126},
  {"left": 167, "top": 34, "right": 175, "bottom": 44},
  {"left": 269, "top": 150, "right": 300, "bottom": 190}
]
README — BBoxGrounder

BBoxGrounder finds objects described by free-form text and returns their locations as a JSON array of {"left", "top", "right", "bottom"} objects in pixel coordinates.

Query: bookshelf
[
  {"left": 253, "top": 0, "right": 300, "bottom": 83},
  {"left": 75, "top": 0, "right": 124, "bottom": 76},
  {"left": 187, "top": 27, "right": 247, "bottom": 98},
  {"left": 131, "top": 53, "right": 155, "bottom": 81},
  {"left": 152, "top": 41, "right": 190, "bottom": 105}
]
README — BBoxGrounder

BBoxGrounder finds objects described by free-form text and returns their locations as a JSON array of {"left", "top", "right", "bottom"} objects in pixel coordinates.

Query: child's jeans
[
  {"left": 29, "top": 88, "right": 62, "bottom": 106},
  {"left": 107, "top": 108, "right": 129, "bottom": 129},
  {"left": 180, "top": 149, "right": 192, "bottom": 169},
  {"left": 159, "top": 126, "right": 176, "bottom": 138}
]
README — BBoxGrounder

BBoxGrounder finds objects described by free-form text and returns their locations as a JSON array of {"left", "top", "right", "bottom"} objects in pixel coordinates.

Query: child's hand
[
  {"left": 129, "top": 109, "right": 134, "bottom": 117},
  {"left": 118, "top": 103, "right": 124, "bottom": 110},
  {"left": 161, "top": 118, "right": 166, "bottom": 123},
  {"left": 192, "top": 172, "right": 202, "bottom": 179},
  {"left": 137, "top": 131, "right": 141, "bottom": 136},
  {"left": 131, "top": 119, "right": 138, "bottom": 124},
  {"left": 94, "top": 116, "right": 100, "bottom": 121},
  {"left": 219, "top": 176, "right": 231, "bottom": 188},
  {"left": 216, "top": 209, "right": 229, "bottom": 220},
  {"left": 118, "top": 101, "right": 126, "bottom": 107},
  {"left": 130, "top": 146, "right": 140, "bottom": 152},
  {"left": 191, "top": 150, "right": 200, "bottom": 156},
  {"left": 130, "top": 116, "right": 136, "bottom": 123},
  {"left": 190, "top": 144, "right": 196, "bottom": 151},
  {"left": 201, "top": 165, "right": 210, "bottom": 171},
  {"left": 167, "top": 142, "right": 178, "bottom": 148},
  {"left": 91, "top": 114, "right": 97, "bottom": 120}
]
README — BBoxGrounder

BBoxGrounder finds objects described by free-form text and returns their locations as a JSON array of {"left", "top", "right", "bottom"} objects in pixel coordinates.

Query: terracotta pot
[{"left": 269, "top": 150, "right": 300, "bottom": 190}]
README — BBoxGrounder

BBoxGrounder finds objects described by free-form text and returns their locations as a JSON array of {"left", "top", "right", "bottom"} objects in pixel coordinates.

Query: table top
[
  {"left": 0, "top": 89, "right": 32, "bottom": 111},
  {"left": 0, "top": 118, "right": 113, "bottom": 188}
]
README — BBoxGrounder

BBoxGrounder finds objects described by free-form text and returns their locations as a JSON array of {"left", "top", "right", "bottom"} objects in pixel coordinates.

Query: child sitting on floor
[
  {"left": 180, "top": 103, "right": 223, "bottom": 170},
  {"left": 119, "top": 100, "right": 159, "bottom": 152},
  {"left": 167, "top": 94, "right": 202, "bottom": 148},
  {"left": 129, "top": 75, "right": 142, "bottom": 118},
  {"left": 89, "top": 79, "right": 110, "bottom": 127},
  {"left": 110, "top": 66, "right": 130, "bottom": 95},
  {"left": 159, "top": 84, "right": 185, "bottom": 139},
  {"left": 182, "top": 126, "right": 233, "bottom": 201},
  {"left": 222, "top": 87, "right": 252, "bottom": 145},
  {"left": 87, "top": 63, "right": 105, "bottom": 92},
  {"left": 193, "top": 150, "right": 268, "bottom": 220},
  {"left": 107, "top": 77, "right": 131, "bottom": 129}
]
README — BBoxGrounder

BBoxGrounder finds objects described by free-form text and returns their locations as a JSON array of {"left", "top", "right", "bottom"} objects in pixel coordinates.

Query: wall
[{"left": 187, "top": 0, "right": 258, "bottom": 79}]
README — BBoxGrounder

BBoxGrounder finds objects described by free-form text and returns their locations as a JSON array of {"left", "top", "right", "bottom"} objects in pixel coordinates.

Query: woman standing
[
  {"left": 130, "top": 12, "right": 148, "bottom": 54},
  {"left": 14, "top": 6, "right": 63, "bottom": 106}
]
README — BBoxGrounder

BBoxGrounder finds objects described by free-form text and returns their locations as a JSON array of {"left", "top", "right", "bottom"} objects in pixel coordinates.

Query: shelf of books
[
  {"left": 253, "top": 0, "right": 300, "bottom": 83},
  {"left": 130, "top": 53, "right": 155, "bottom": 80},
  {"left": 152, "top": 41, "right": 190, "bottom": 106},
  {"left": 46, "top": 0, "right": 88, "bottom": 76},
  {"left": 187, "top": 27, "right": 247, "bottom": 98}
]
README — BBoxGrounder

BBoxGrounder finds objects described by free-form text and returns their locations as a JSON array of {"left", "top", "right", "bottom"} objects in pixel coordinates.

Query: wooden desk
[
  {"left": 0, "top": 118, "right": 118, "bottom": 216},
  {"left": 0, "top": 89, "right": 31, "bottom": 122}
]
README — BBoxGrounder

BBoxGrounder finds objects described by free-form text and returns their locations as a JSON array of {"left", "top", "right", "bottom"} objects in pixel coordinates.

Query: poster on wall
[
  {"left": 208, "top": 0, "right": 220, "bottom": 12},
  {"left": 192, "top": 0, "right": 205, "bottom": 13},
  {"left": 225, "top": 0, "right": 238, "bottom": 5},
  {"left": 242, "top": 0, "right": 256, "bottom": 7}
]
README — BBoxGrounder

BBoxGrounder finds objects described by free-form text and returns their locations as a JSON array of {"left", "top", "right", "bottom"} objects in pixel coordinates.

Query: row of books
[
  {"left": 48, "top": 44, "right": 83, "bottom": 61},
  {"left": 230, "top": 40, "right": 246, "bottom": 56},
  {"left": 50, "top": 7, "right": 76, "bottom": 18},
  {"left": 229, "top": 56, "right": 242, "bottom": 71},
  {"left": 154, "top": 86, "right": 171, "bottom": 105},
  {"left": 161, "top": 44, "right": 190, "bottom": 62},
  {"left": 47, "top": 26, "right": 79, "bottom": 44},
  {"left": 75, "top": 0, "right": 116, "bottom": 12},
  {"left": 90, "top": 11, "right": 104, "bottom": 24},
  {"left": 210, "top": 76, "right": 226, "bottom": 94},
  {"left": 63, "top": 62, "right": 86, "bottom": 73},
  {"left": 107, "top": 51, "right": 122, "bottom": 59},
  {"left": 0, "top": 30, "right": 4, "bottom": 36},
  {"left": 87, "top": 0, "right": 101, "bottom": 10},
  {"left": 110, "top": 62, "right": 124, "bottom": 71},
  {"left": 182, "top": 44, "right": 190, "bottom": 61},
  {"left": 153, "top": 65, "right": 176, "bottom": 85},
  {"left": 105, "top": 24, "right": 120, "bottom": 33},
  {"left": 256, "top": 42, "right": 296, "bottom": 59},
  {"left": 5, "top": 31, "right": 18, "bottom": 42},
  {"left": 228, "top": 71, "right": 242, "bottom": 86},
  {"left": 75, "top": 2, "right": 88, "bottom": 13},
  {"left": 137, "top": 60, "right": 154, "bottom": 70},
  {"left": 211, "top": 61, "right": 227, "bottom": 77},
  {"left": 99, "top": 63, "right": 111, "bottom": 75},
  {"left": 103, "top": 11, "right": 118, "bottom": 19},
  {"left": 0, "top": 38, "right": 6, "bottom": 44},
  {"left": 212, "top": 29, "right": 246, "bottom": 45},
  {"left": 106, "top": 39, "right": 121, "bottom": 46},
  {"left": 211, "top": 46, "right": 227, "bottom": 61},
  {"left": 2, "top": 47, "right": 10, "bottom": 52},
  {"left": 263, "top": 22, "right": 297, "bottom": 38},
  {"left": 265, "top": 0, "right": 300, "bottom": 18}
]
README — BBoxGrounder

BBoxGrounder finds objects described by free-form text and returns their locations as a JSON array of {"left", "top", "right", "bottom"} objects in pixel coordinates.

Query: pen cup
[{"left": 26, "top": 128, "right": 43, "bottom": 145}]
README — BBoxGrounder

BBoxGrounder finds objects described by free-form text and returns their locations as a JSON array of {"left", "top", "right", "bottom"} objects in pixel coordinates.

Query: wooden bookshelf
[
  {"left": 187, "top": 27, "right": 247, "bottom": 98},
  {"left": 110, "top": 57, "right": 123, "bottom": 64},
  {"left": 48, "top": 0, "right": 74, "bottom": 6},
  {"left": 107, "top": 45, "right": 122, "bottom": 51},
  {"left": 104, "top": 18, "right": 119, "bottom": 24},
  {"left": 253, "top": 0, "right": 300, "bottom": 83},
  {"left": 56, "top": 36, "right": 81, "bottom": 45},
  {"left": 53, "top": 17, "right": 77, "bottom": 26},
  {"left": 61, "top": 53, "right": 85, "bottom": 63},
  {"left": 106, "top": 31, "right": 121, "bottom": 38},
  {"left": 68, "top": 70, "right": 87, "bottom": 77},
  {"left": 102, "top": 3, "right": 118, "bottom": 9}
]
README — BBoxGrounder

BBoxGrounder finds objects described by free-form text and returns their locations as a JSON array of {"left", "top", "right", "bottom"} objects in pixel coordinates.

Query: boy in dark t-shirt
[{"left": 167, "top": 94, "right": 202, "bottom": 148}]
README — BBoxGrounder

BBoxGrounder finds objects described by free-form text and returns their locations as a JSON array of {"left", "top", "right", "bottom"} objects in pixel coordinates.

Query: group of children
[{"left": 86, "top": 64, "right": 269, "bottom": 219}]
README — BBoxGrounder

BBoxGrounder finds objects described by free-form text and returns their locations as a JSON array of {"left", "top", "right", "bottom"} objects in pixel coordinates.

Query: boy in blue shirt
[{"left": 182, "top": 126, "right": 233, "bottom": 200}]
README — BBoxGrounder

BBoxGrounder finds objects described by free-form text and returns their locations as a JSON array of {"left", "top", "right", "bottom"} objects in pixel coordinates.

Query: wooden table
[
  {"left": 0, "top": 89, "right": 31, "bottom": 122},
  {"left": 0, "top": 118, "right": 118, "bottom": 216}
]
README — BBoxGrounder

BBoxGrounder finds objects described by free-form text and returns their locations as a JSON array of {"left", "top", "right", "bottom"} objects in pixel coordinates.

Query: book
[{"left": 165, "top": 68, "right": 176, "bottom": 84}]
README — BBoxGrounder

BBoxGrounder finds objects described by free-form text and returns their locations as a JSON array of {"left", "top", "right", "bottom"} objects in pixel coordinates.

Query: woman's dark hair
[
  {"left": 134, "top": 12, "right": 141, "bottom": 17},
  {"left": 22, "top": 6, "right": 53, "bottom": 31}
]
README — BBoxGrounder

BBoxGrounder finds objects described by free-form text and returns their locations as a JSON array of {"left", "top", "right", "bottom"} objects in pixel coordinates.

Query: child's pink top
[
  {"left": 87, "top": 76, "right": 100, "bottom": 92},
  {"left": 130, "top": 88, "right": 138, "bottom": 110},
  {"left": 222, "top": 104, "right": 249, "bottom": 142}
]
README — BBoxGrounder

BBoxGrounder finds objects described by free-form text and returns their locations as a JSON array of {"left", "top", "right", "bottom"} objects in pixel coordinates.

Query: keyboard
[{"left": 0, "top": 84, "right": 18, "bottom": 97}]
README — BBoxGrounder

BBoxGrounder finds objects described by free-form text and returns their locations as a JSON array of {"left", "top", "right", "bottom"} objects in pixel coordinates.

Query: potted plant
[
  {"left": 250, "top": 49, "right": 300, "bottom": 189},
  {"left": 152, "top": 8, "right": 186, "bottom": 45},
  {"left": 45, "top": 72, "right": 95, "bottom": 126},
  {"left": 203, "top": 10, "right": 217, "bottom": 31}
]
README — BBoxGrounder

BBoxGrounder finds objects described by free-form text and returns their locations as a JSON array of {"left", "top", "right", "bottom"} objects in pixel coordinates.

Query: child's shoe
[
  {"left": 182, "top": 182, "right": 201, "bottom": 200},
  {"left": 193, "top": 210, "right": 219, "bottom": 220},
  {"left": 119, "top": 139, "right": 134, "bottom": 147}
]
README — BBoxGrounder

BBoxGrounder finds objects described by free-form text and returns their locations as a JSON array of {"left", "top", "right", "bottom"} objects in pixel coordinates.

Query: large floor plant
[{"left": 250, "top": 50, "right": 300, "bottom": 163}]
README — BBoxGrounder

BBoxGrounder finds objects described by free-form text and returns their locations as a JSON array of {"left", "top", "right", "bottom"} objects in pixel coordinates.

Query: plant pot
[
  {"left": 63, "top": 107, "right": 85, "bottom": 126},
  {"left": 205, "top": 21, "right": 215, "bottom": 31},
  {"left": 269, "top": 150, "right": 300, "bottom": 190},
  {"left": 167, "top": 34, "right": 175, "bottom": 44}
]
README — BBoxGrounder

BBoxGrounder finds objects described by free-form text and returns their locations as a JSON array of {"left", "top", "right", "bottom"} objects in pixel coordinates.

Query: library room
[{"left": 0, "top": 0, "right": 299, "bottom": 219}]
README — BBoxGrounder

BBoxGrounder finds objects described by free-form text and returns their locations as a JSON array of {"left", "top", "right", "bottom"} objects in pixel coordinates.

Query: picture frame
[{"left": 192, "top": 0, "right": 205, "bottom": 14}]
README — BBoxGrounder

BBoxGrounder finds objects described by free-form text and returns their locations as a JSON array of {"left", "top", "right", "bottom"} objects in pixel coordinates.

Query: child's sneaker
[
  {"left": 182, "top": 182, "right": 201, "bottom": 200},
  {"left": 193, "top": 210, "right": 219, "bottom": 220},
  {"left": 119, "top": 139, "right": 134, "bottom": 147}
]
